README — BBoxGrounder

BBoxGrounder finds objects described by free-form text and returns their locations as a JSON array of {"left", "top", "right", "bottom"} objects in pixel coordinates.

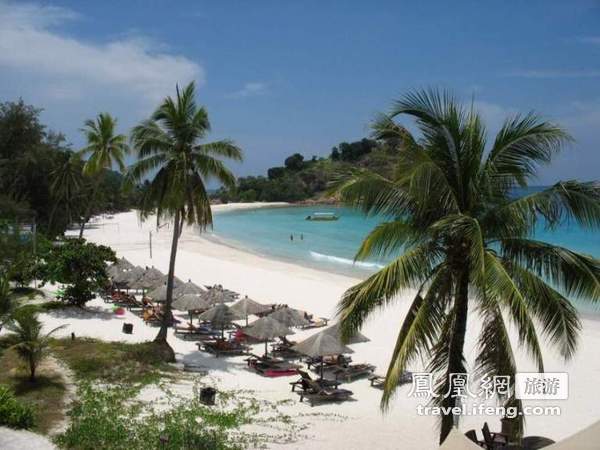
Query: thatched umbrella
[
  {"left": 202, "top": 286, "right": 235, "bottom": 305},
  {"left": 439, "top": 428, "right": 484, "bottom": 450},
  {"left": 112, "top": 265, "right": 144, "bottom": 289},
  {"left": 128, "top": 266, "right": 165, "bottom": 291},
  {"left": 173, "top": 279, "right": 205, "bottom": 298},
  {"left": 230, "top": 295, "right": 272, "bottom": 325},
  {"left": 321, "top": 322, "right": 370, "bottom": 345},
  {"left": 291, "top": 333, "right": 354, "bottom": 379},
  {"left": 269, "top": 307, "right": 309, "bottom": 327},
  {"left": 147, "top": 283, "right": 168, "bottom": 302},
  {"left": 197, "top": 304, "right": 244, "bottom": 338},
  {"left": 108, "top": 257, "right": 135, "bottom": 277},
  {"left": 244, "top": 316, "right": 294, "bottom": 356},
  {"left": 173, "top": 294, "right": 212, "bottom": 324}
]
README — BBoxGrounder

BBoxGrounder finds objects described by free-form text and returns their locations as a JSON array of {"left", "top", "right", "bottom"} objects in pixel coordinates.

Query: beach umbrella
[
  {"left": 291, "top": 333, "right": 353, "bottom": 379},
  {"left": 439, "top": 428, "right": 483, "bottom": 450},
  {"left": 321, "top": 322, "right": 370, "bottom": 345},
  {"left": 202, "top": 286, "right": 236, "bottom": 305},
  {"left": 173, "top": 279, "right": 205, "bottom": 298},
  {"left": 197, "top": 304, "right": 244, "bottom": 338},
  {"left": 173, "top": 294, "right": 212, "bottom": 324},
  {"left": 147, "top": 283, "right": 168, "bottom": 302},
  {"left": 112, "top": 265, "right": 144, "bottom": 288},
  {"left": 230, "top": 295, "right": 272, "bottom": 325},
  {"left": 544, "top": 420, "right": 600, "bottom": 449},
  {"left": 127, "top": 266, "right": 164, "bottom": 291},
  {"left": 269, "top": 307, "right": 309, "bottom": 327},
  {"left": 108, "top": 257, "right": 135, "bottom": 276},
  {"left": 245, "top": 316, "right": 294, "bottom": 356}
]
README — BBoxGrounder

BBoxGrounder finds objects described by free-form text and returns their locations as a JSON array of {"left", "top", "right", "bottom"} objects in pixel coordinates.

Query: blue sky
[{"left": 0, "top": 0, "right": 599, "bottom": 183}]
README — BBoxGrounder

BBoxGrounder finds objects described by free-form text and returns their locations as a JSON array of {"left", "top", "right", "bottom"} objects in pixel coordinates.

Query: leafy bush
[
  {"left": 0, "top": 384, "right": 35, "bottom": 429},
  {"left": 56, "top": 382, "right": 295, "bottom": 450}
]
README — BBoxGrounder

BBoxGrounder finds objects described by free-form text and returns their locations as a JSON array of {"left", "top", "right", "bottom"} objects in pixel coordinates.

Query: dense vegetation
[
  {"left": 213, "top": 138, "right": 399, "bottom": 203},
  {"left": 0, "top": 99, "right": 141, "bottom": 237}
]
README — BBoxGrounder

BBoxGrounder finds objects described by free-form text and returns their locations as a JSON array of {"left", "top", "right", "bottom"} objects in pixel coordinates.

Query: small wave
[{"left": 309, "top": 251, "right": 385, "bottom": 270}]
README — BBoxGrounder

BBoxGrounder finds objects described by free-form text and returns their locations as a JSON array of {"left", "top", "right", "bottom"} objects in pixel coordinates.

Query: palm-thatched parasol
[
  {"left": 244, "top": 316, "right": 294, "bottom": 356},
  {"left": 108, "top": 257, "right": 135, "bottom": 277},
  {"left": 202, "top": 286, "right": 235, "bottom": 305},
  {"left": 112, "top": 265, "right": 144, "bottom": 288},
  {"left": 173, "top": 279, "right": 205, "bottom": 298},
  {"left": 291, "top": 333, "right": 354, "bottom": 379},
  {"left": 128, "top": 266, "right": 165, "bottom": 291},
  {"left": 173, "top": 293, "right": 212, "bottom": 324},
  {"left": 321, "top": 322, "right": 370, "bottom": 345},
  {"left": 146, "top": 283, "right": 169, "bottom": 302},
  {"left": 268, "top": 307, "right": 309, "bottom": 327},
  {"left": 197, "top": 304, "right": 244, "bottom": 338},
  {"left": 230, "top": 295, "right": 272, "bottom": 325}
]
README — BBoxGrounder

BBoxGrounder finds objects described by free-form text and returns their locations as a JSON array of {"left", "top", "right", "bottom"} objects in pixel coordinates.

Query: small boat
[{"left": 305, "top": 212, "right": 339, "bottom": 221}]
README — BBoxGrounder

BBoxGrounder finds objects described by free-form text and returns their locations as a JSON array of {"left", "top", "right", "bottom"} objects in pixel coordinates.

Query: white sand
[{"left": 32, "top": 206, "right": 600, "bottom": 448}]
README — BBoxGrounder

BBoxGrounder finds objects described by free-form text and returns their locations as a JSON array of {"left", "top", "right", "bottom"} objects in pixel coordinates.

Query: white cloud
[
  {"left": 0, "top": 1, "right": 204, "bottom": 106},
  {"left": 226, "top": 82, "right": 268, "bottom": 99},
  {"left": 504, "top": 69, "right": 600, "bottom": 79}
]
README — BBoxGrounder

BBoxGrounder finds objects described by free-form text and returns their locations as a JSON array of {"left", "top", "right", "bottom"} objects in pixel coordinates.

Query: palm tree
[
  {"left": 336, "top": 89, "right": 600, "bottom": 444},
  {"left": 78, "top": 113, "right": 129, "bottom": 238},
  {"left": 127, "top": 82, "right": 242, "bottom": 359},
  {"left": 48, "top": 151, "right": 84, "bottom": 235},
  {"left": 8, "top": 309, "right": 64, "bottom": 381},
  {"left": 0, "top": 273, "right": 16, "bottom": 333}
]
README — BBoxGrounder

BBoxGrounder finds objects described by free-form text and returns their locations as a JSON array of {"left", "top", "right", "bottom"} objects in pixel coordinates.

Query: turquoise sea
[{"left": 209, "top": 189, "right": 599, "bottom": 313}]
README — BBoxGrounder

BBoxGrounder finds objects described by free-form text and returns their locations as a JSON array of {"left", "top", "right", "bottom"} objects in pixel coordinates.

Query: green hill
[{"left": 213, "top": 138, "right": 399, "bottom": 203}]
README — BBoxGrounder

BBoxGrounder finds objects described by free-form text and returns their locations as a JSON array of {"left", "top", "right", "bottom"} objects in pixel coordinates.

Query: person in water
[
  {"left": 300, "top": 233, "right": 304, "bottom": 240},
  {"left": 290, "top": 234, "right": 294, "bottom": 241}
]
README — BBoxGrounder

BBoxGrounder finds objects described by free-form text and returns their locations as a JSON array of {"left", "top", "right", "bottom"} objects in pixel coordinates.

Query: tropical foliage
[
  {"left": 336, "top": 89, "right": 600, "bottom": 443},
  {"left": 8, "top": 309, "right": 64, "bottom": 381},
  {"left": 0, "top": 274, "right": 16, "bottom": 333},
  {"left": 78, "top": 113, "right": 129, "bottom": 238},
  {"left": 38, "top": 239, "right": 115, "bottom": 306},
  {"left": 0, "top": 385, "right": 35, "bottom": 429},
  {"left": 127, "top": 82, "right": 242, "bottom": 356}
]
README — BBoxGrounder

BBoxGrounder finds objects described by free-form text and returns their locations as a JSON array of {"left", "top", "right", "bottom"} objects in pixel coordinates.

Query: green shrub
[{"left": 0, "top": 384, "right": 35, "bottom": 429}]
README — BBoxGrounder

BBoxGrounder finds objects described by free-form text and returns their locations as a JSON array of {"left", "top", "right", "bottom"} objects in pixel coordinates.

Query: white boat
[{"left": 305, "top": 212, "right": 339, "bottom": 221}]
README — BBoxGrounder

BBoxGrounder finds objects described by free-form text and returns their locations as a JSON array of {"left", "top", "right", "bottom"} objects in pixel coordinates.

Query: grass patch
[
  {"left": 50, "top": 338, "right": 175, "bottom": 385},
  {"left": 0, "top": 346, "right": 66, "bottom": 434}
]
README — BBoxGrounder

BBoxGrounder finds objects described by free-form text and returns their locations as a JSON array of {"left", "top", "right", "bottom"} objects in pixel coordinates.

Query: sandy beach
[{"left": 35, "top": 204, "right": 600, "bottom": 449}]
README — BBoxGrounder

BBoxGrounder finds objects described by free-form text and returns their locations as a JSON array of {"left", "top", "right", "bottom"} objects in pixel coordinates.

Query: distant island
[{"left": 211, "top": 138, "right": 399, "bottom": 203}]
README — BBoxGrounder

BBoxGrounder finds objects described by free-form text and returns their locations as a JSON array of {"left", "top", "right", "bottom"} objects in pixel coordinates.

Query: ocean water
[{"left": 209, "top": 199, "right": 600, "bottom": 313}]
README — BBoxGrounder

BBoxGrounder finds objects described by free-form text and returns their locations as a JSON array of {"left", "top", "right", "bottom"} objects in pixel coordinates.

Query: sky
[{"left": 0, "top": 0, "right": 599, "bottom": 184}]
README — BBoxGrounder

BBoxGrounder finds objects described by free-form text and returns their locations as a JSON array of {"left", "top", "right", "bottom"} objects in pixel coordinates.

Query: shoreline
[{"left": 53, "top": 208, "right": 600, "bottom": 448}]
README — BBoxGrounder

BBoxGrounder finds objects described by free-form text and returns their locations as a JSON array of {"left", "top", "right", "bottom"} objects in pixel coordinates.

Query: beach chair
[
  {"left": 299, "top": 317, "right": 329, "bottom": 330},
  {"left": 306, "top": 354, "right": 352, "bottom": 371},
  {"left": 246, "top": 354, "right": 300, "bottom": 377},
  {"left": 296, "top": 378, "right": 353, "bottom": 406},
  {"left": 369, "top": 371, "right": 412, "bottom": 389},
  {"left": 199, "top": 339, "right": 248, "bottom": 358},
  {"left": 290, "top": 370, "right": 341, "bottom": 392},
  {"left": 332, "top": 363, "right": 376, "bottom": 382},
  {"left": 481, "top": 422, "right": 508, "bottom": 449},
  {"left": 175, "top": 324, "right": 220, "bottom": 341}
]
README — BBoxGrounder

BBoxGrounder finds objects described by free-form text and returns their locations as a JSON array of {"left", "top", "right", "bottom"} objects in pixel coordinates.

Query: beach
[{"left": 38, "top": 205, "right": 600, "bottom": 449}]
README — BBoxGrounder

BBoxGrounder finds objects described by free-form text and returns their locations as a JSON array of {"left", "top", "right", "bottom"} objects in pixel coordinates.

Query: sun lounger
[
  {"left": 306, "top": 354, "right": 352, "bottom": 371},
  {"left": 290, "top": 369, "right": 341, "bottom": 392},
  {"left": 369, "top": 371, "right": 412, "bottom": 389},
  {"left": 295, "top": 377, "right": 353, "bottom": 406},
  {"left": 299, "top": 317, "right": 329, "bottom": 330},
  {"left": 175, "top": 324, "right": 221, "bottom": 341},
  {"left": 246, "top": 354, "right": 300, "bottom": 377},
  {"left": 332, "top": 363, "right": 376, "bottom": 382},
  {"left": 198, "top": 340, "right": 248, "bottom": 357}
]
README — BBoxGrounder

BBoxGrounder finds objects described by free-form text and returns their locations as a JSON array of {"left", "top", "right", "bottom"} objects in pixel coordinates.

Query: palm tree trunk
[
  {"left": 29, "top": 358, "right": 36, "bottom": 382},
  {"left": 79, "top": 180, "right": 100, "bottom": 238},
  {"left": 154, "top": 209, "right": 182, "bottom": 360},
  {"left": 47, "top": 201, "right": 59, "bottom": 235},
  {"left": 440, "top": 269, "right": 469, "bottom": 444}
]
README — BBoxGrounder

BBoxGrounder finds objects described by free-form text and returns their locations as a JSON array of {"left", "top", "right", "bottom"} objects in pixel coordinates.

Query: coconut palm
[
  {"left": 78, "top": 113, "right": 129, "bottom": 238},
  {"left": 48, "top": 151, "right": 84, "bottom": 234},
  {"left": 336, "top": 89, "right": 600, "bottom": 444},
  {"left": 127, "top": 82, "right": 242, "bottom": 359},
  {"left": 8, "top": 310, "right": 64, "bottom": 381},
  {"left": 0, "top": 273, "right": 16, "bottom": 333}
]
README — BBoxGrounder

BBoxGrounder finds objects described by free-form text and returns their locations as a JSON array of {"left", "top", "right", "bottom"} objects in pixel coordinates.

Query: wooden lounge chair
[
  {"left": 299, "top": 317, "right": 329, "bottom": 330},
  {"left": 199, "top": 340, "right": 248, "bottom": 358},
  {"left": 296, "top": 378, "right": 353, "bottom": 406},
  {"left": 290, "top": 369, "right": 341, "bottom": 392},
  {"left": 481, "top": 422, "right": 508, "bottom": 449},
  {"left": 246, "top": 354, "right": 300, "bottom": 377},
  {"left": 175, "top": 324, "right": 220, "bottom": 341},
  {"left": 332, "top": 363, "right": 376, "bottom": 382},
  {"left": 369, "top": 371, "right": 412, "bottom": 389},
  {"left": 306, "top": 354, "right": 352, "bottom": 371}
]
